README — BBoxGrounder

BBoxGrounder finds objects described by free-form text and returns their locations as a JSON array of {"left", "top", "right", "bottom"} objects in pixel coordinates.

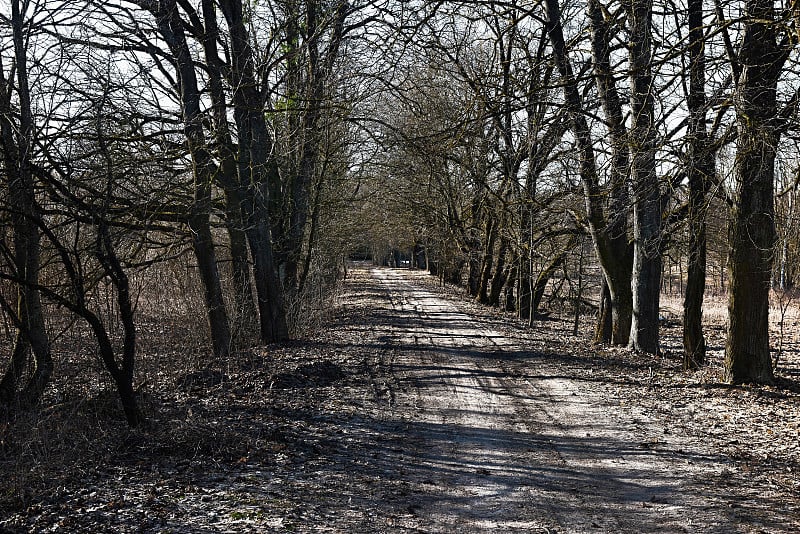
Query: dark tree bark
[
  {"left": 518, "top": 206, "right": 533, "bottom": 321},
  {"left": 531, "top": 237, "right": 577, "bottom": 321},
  {"left": 91, "top": 87, "right": 142, "bottom": 426},
  {"left": 626, "top": 0, "right": 661, "bottom": 354},
  {"left": 725, "top": 0, "right": 788, "bottom": 384},
  {"left": 517, "top": 48, "right": 560, "bottom": 322},
  {"left": 220, "top": 0, "right": 289, "bottom": 343},
  {"left": 518, "top": 257, "right": 532, "bottom": 320},
  {"left": 95, "top": 223, "right": 141, "bottom": 426},
  {"left": 187, "top": 176, "right": 233, "bottom": 360},
  {"left": 485, "top": 12, "right": 517, "bottom": 310},
  {"left": 144, "top": 0, "right": 232, "bottom": 360},
  {"left": 18, "top": 208, "right": 144, "bottom": 426},
  {"left": 445, "top": 260, "right": 464, "bottom": 286},
  {"left": 298, "top": 166, "right": 327, "bottom": 292},
  {"left": 467, "top": 254, "right": 481, "bottom": 296},
  {"left": 0, "top": 0, "right": 52, "bottom": 409},
  {"left": 683, "top": 0, "right": 714, "bottom": 370},
  {"left": 282, "top": 1, "right": 348, "bottom": 290},
  {"left": 544, "top": 0, "right": 632, "bottom": 344},
  {"left": 503, "top": 263, "right": 517, "bottom": 312},
  {"left": 220, "top": 180, "right": 259, "bottom": 341},
  {"left": 201, "top": 0, "right": 258, "bottom": 341},
  {"left": 595, "top": 277, "right": 613, "bottom": 344},
  {"left": 488, "top": 233, "right": 509, "bottom": 306},
  {"left": 476, "top": 215, "right": 497, "bottom": 304},
  {"left": 588, "top": 0, "right": 633, "bottom": 345}
]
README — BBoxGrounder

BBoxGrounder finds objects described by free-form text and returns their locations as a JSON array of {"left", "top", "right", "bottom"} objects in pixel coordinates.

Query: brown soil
[{"left": 1, "top": 265, "right": 798, "bottom": 532}]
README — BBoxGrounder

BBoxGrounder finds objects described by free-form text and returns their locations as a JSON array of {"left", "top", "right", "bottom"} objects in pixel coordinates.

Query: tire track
[{"left": 370, "top": 266, "right": 730, "bottom": 532}]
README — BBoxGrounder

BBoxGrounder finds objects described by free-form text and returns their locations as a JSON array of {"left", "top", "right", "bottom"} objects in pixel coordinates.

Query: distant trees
[{"left": 376, "top": 0, "right": 580, "bottom": 324}]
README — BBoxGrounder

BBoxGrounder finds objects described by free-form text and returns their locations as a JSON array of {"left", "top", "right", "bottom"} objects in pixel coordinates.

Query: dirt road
[
  {"left": 5, "top": 265, "right": 797, "bottom": 533},
  {"left": 349, "top": 266, "right": 736, "bottom": 532}
]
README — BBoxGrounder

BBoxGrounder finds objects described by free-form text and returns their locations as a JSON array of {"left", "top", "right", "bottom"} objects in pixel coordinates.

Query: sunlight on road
[{"left": 366, "top": 266, "right": 730, "bottom": 532}]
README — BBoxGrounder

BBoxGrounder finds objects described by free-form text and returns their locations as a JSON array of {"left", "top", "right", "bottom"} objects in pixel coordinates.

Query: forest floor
[{"left": 2, "top": 265, "right": 800, "bottom": 532}]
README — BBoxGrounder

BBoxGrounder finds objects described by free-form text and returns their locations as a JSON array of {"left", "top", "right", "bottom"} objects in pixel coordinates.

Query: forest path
[
  {"left": 355, "top": 266, "right": 730, "bottom": 532},
  {"left": 9, "top": 264, "right": 794, "bottom": 533}
]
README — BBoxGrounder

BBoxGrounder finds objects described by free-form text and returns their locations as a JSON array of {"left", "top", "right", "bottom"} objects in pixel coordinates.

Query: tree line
[
  {"left": 1, "top": 0, "right": 799, "bottom": 426},
  {"left": 366, "top": 0, "right": 800, "bottom": 386},
  {"left": 0, "top": 0, "right": 375, "bottom": 425}
]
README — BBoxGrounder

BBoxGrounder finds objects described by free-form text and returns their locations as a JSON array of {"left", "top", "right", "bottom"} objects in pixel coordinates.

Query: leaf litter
[{"left": 0, "top": 265, "right": 798, "bottom": 532}]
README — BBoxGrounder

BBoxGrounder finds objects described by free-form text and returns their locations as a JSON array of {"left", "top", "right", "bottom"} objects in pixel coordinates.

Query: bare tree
[
  {"left": 0, "top": 0, "right": 53, "bottom": 411},
  {"left": 131, "top": 0, "right": 233, "bottom": 360},
  {"left": 276, "top": 0, "right": 349, "bottom": 292},
  {"left": 587, "top": 0, "right": 633, "bottom": 345},
  {"left": 544, "top": 0, "right": 637, "bottom": 345},
  {"left": 626, "top": 0, "right": 661, "bottom": 354},
  {"left": 219, "top": 0, "right": 289, "bottom": 343},
  {"left": 725, "top": 0, "right": 791, "bottom": 383},
  {"left": 682, "top": 0, "right": 714, "bottom": 369},
  {"left": 199, "top": 0, "right": 258, "bottom": 341}
]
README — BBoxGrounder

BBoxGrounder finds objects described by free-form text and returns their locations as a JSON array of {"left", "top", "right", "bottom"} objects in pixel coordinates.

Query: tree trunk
[
  {"left": 488, "top": 234, "right": 509, "bottom": 306},
  {"left": 503, "top": 263, "right": 517, "bottom": 312},
  {"left": 282, "top": 1, "right": 348, "bottom": 290},
  {"left": 222, "top": 187, "right": 259, "bottom": 340},
  {"left": 725, "top": 0, "right": 786, "bottom": 384},
  {"left": 627, "top": 0, "right": 661, "bottom": 354},
  {"left": 595, "top": 277, "right": 613, "bottom": 344},
  {"left": 189, "top": 208, "right": 231, "bottom": 359},
  {"left": 683, "top": 0, "right": 713, "bottom": 370},
  {"left": 0, "top": 334, "right": 27, "bottom": 407},
  {"left": 244, "top": 184, "right": 290, "bottom": 343},
  {"left": 531, "top": 237, "right": 576, "bottom": 322},
  {"left": 476, "top": 216, "right": 496, "bottom": 304},
  {"left": 446, "top": 260, "right": 463, "bottom": 286},
  {"left": 151, "top": 0, "right": 232, "bottom": 359},
  {"left": 282, "top": 2, "right": 321, "bottom": 290},
  {"left": 427, "top": 245, "right": 438, "bottom": 277},
  {"left": 465, "top": 257, "right": 476, "bottom": 294},
  {"left": 298, "top": 168, "right": 327, "bottom": 292},
  {"left": 202, "top": 0, "right": 258, "bottom": 342},
  {"left": 600, "top": 246, "right": 632, "bottom": 344},
  {"left": 96, "top": 223, "right": 141, "bottom": 427},
  {"left": 588, "top": 0, "right": 633, "bottom": 346},
  {"left": 0, "top": 1, "right": 52, "bottom": 409},
  {"left": 518, "top": 208, "right": 533, "bottom": 321},
  {"left": 220, "top": 0, "right": 289, "bottom": 342},
  {"left": 546, "top": 0, "right": 632, "bottom": 345},
  {"left": 518, "top": 257, "right": 532, "bottom": 320},
  {"left": 573, "top": 239, "right": 585, "bottom": 336}
]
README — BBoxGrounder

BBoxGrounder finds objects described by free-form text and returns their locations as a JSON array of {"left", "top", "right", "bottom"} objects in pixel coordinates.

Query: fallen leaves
[{"left": 1, "top": 267, "right": 800, "bottom": 532}]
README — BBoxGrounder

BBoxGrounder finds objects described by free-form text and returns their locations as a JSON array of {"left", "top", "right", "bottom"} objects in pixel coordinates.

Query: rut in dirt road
[{"left": 360, "top": 266, "right": 733, "bottom": 533}]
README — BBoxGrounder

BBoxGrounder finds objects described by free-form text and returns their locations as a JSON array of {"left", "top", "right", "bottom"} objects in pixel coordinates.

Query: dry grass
[
  {"left": 3, "top": 263, "right": 800, "bottom": 528},
  {"left": 660, "top": 287, "right": 800, "bottom": 379},
  {"left": 1, "top": 266, "right": 799, "bottom": 532},
  {"left": 0, "top": 256, "right": 350, "bottom": 518}
]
